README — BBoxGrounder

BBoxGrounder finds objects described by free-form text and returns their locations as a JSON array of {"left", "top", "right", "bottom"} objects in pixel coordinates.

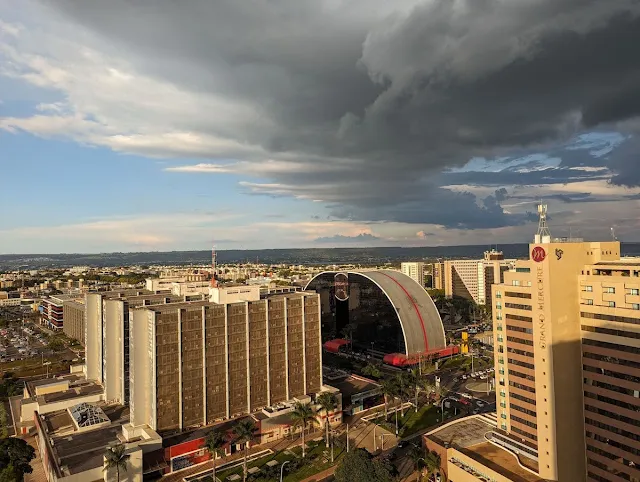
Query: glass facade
[{"left": 306, "top": 272, "right": 406, "bottom": 354}]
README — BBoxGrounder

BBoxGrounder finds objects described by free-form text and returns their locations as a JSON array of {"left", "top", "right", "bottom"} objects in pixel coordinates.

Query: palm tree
[
  {"left": 205, "top": 429, "right": 227, "bottom": 482},
  {"left": 290, "top": 401, "right": 317, "bottom": 457},
  {"left": 233, "top": 418, "right": 256, "bottom": 482},
  {"left": 103, "top": 443, "right": 130, "bottom": 482},
  {"left": 316, "top": 392, "right": 338, "bottom": 448},
  {"left": 422, "top": 450, "right": 441, "bottom": 482},
  {"left": 341, "top": 322, "right": 357, "bottom": 350},
  {"left": 408, "top": 445, "right": 425, "bottom": 481},
  {"left": 379, "top": 378, "right": 397, "bottom": 420},
  {"left": 408, "top": 368, "right": 423, "bottom": 412}
]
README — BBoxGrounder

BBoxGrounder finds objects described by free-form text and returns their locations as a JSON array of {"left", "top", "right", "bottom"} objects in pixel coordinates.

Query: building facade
[
  {"left": 129, "top": 292, "right": 323, "bottom": 433},
  {"left": 491, "top": 240, "right": 632, "bottom": 482},
  {"left": 433, "top": 250, "right": 514, "bottom": 304},
  {"left": 40, "top": 296, "right": 65, "bottom": 330},
  {"left": 62, "top": 300, "right": 85, "bottom": 344},
  {"left": 578, "top": 261, "right": 640, "bottom": 482},
  {"left": 401, "top": 262, "right": 425, "bottom": 287}
]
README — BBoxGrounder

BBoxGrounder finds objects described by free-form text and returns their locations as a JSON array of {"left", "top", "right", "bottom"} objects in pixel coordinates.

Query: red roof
[{"left": 323, "top": 339, "right": 350, "bottom": 353}]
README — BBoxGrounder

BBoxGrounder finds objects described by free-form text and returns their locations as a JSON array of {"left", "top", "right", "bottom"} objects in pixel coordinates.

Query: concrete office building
[
  {"left": 84, "top": 290, "right": 195, "bottom": 405},
  {"left": 62, "top": 299, "right": 85, "bottom": 343},
  {"left": 433, "top": 250, "right": 515, "bottom": 304},
  {"left": 491, "top": 239, "right": 630, "bottom": 482},
  {"left": 401, "top": 262, "right": 425, "bottom": 287},
  {"left": 129, "top": 291, "right": 322, "bottom": 433}
]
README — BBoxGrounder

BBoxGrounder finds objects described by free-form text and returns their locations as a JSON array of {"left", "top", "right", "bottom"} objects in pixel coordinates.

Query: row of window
[
  {"left": 582, "top": 324, "right": 640, "bottom": 340},
  {"left": 581, "top": 311, "right": 640, "bottom": 326},
  {"left": 507, "top": 335, "right": 534, "bottom": 346},
  {"left": 511, "top": 414, "right": 538, "bottom": 429},
  {"left": 504, "top": 302, "right": 532, "bottom": 311},
  {"left": 504, "top": 291, "right": 532, "bottom": 299},
  {"left": 510, "top": 403, "right": 537, "bottom": 417},
  {"left": 583, "top": 285, "right": 640, "bottom": 295}
]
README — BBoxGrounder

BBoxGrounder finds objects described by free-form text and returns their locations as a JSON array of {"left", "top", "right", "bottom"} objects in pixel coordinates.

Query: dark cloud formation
[
  {"left": 314, "top": 233, "right": 380, "bottom": 244},
  {"left": 39, "top": 0, "right": 640, "bottom": 228}
]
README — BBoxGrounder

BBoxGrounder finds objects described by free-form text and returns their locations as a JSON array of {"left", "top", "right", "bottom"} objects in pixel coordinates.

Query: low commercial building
[{"left": 424, "top": 416, "right": 545, "bottom": 482}]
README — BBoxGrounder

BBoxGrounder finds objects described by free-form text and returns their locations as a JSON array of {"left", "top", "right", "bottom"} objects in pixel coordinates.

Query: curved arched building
[{"left": 305, "top": 270, "right": 450, "bottom": 363}]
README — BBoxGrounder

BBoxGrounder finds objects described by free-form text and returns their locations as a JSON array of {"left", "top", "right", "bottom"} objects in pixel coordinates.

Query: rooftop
[
  {"left": 325, "top": 374, "right": 379, "bottom": 399},
  {"left": 426, "top": 417, "right": 542, "bottom": 482},
  {"left": 458, "top": 442, "right": 544, "bottom": 482}
]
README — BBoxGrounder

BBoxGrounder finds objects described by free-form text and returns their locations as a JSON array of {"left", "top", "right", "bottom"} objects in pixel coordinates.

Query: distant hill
[{"left": 2, "top": 243, "right": 640, "bottom": 270}]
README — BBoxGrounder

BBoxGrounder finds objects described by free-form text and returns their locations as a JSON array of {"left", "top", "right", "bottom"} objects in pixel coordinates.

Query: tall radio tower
[
  {"left": 210, "top": 243, "right": 218, "bottom": 288},
  {"left": 534, "top": 203, "right": 551, "bottom": 243}
]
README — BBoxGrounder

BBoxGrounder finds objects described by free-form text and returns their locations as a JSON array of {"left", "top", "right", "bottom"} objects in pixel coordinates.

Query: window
[
  {"left": 512, "top": 280, "right": 521, "bottom": 286},
  {"left": 608, "top": 301, "right": 616, "bottom": 308},
  {"left": 497, "top": 324, "right": 503, "bottom": 331},
  {"left": 584, "top": 299, "right": 593, "bottom": 305},
  {"left": 605, "top": 287, "right": 615, "bottom": 294},
  {"left": 496, "top": 303, "right": 502, "bottom": 310},
  {"left": 498, "top": 357, "right": 504, "bottom": 364},
  {"left": 633, "top": 304, "right": 640, "bottom": 310},
  {"left": 516, "top": 267, "right": 530, "bottom": 273},
  {"left": 584, "top": 286, "right": 593, "bottom": 292},
  {"left": 501, "top": 413, "right": 507, "bottom": 419},
  {"left": 496, "top": 291, "right": 502, "bottom": 298},
  {"left": 631, "top": 289, "right": 639, "bottom": 295},
  {"left": 501, "top": 423, "right": 507, "bottom": 430}
]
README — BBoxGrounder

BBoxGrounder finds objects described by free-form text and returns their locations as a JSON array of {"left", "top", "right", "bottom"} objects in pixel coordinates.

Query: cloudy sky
[{"left": 1, "top": 0, "right": 640, "bottom": 253}]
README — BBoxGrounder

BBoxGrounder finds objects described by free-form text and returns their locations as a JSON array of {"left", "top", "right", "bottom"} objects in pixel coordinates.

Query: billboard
[{"left": 334, "top": 272, "right": 349, "bottom": 301}]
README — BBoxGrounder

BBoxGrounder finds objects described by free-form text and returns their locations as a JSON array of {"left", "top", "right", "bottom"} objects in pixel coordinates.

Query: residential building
[
  {"left": 491, "top": 239, "right": 628, "bottom": 481},
  {"left": 41, "top": 295, "right": 81, "bottom": 330},
  {"left": 129, "top": 292, "right": 323, "bottom": 433},
  {"left": 62, "top": 299, "right": 85, "bottom": 344},
  {"left": 401, "top": 262, "right": 425, "bottom": 287},
  {"left": 433, "top": 250, "right": 515, "bottom": 304}
]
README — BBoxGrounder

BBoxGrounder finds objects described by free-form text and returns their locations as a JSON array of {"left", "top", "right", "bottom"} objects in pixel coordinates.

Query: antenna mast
[
  {"left": 211, "top": 243, "right": 218, "bottom": 288},
  {"left": 535, "top": 203, "right": 551, "bottom": 243}
]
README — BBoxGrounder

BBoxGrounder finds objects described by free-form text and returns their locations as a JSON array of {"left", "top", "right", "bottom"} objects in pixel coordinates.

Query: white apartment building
[
  {"left": 433, "top": 250, "right": 515, "bottom": 305},
  {"left": 401, "top": 262, "right": 425, "bottom": 287}
]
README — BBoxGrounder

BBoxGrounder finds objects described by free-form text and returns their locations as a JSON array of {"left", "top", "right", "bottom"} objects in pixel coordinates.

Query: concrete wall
[
  {"left": 85, "top": 294, "right": 103, "bottom": 381},
  {"left": 129, "top": 309, "right": 153, "bottom": 428}
]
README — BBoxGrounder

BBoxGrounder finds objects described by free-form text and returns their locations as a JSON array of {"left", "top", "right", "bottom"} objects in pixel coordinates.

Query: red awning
[{"left": 323, "top": 339, "right": 350, "bottom": 353}]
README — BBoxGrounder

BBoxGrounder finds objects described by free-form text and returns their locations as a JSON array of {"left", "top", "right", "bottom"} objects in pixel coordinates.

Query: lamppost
[
  {"left": 280, "top": 460, "right": 290, "bottom": 482},
  {"left": 439, "top": 397, "right": 457, "bottom": 423}
]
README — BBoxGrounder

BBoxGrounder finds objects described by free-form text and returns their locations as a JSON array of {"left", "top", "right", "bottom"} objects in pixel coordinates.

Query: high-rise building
[
  {"left": 578, "top": 260, "right": 640, "bottom": 482},
  {"left": 401, "top": 262, "right": 425, "bottom": 287},
  {"left": 129, "top": 292, "right": 322, "bottom": 433},
  {"left": 433, "top": 250, "right": 514, "bottom": 304},
  {"left": 84, "top": 290, "right": 188, "bottom": 404},
  {"left": 491, "top": 239, "right": 630, "bottom": 481}
]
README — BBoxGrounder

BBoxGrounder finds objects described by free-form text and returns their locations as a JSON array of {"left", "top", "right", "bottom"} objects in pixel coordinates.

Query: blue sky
[{"left": 1, "top": 1, "right": 640, "bottom": 254}]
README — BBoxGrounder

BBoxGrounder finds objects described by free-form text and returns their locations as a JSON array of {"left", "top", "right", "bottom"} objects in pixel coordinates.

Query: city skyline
[{"left": 2, "top": 1, "right": 640, "bottom": 253}]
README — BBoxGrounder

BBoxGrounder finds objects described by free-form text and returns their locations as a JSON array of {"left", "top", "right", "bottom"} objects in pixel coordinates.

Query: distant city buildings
[
  {"left": 401, "top": 262, "right": 425, "bottom": 286},
  {"left": 432, "top": 249, "right": 515, "bottom": 304}
]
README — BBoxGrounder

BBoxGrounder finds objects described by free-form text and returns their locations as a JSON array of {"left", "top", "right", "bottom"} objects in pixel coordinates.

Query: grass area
[
  {"left": 377, "top": 404, "right": 442, "bottom": 437},
  {"left": 207, "top": 439, "right": 344, "bottom": 482}
]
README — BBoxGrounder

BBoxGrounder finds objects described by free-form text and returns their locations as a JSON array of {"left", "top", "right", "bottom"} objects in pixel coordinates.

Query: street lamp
[
  {"left": 280, "top": 460, "right": 290, "bottom": 482},
  {"left": 439, "top": 397, "right": 457, "bottom": 423}
]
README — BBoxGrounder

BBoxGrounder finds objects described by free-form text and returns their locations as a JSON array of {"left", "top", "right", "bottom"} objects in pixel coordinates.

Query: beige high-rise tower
[{"left": 492, "top": 237, "right": 624, "bottom": 482}]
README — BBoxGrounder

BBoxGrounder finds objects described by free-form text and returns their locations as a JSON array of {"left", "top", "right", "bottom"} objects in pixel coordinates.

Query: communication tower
[
  {"left": 534, "top": 203, "right": 551, "bottom": 244},
  {"left": 210, "top": 243, "right": 218, "bottom": 288}
]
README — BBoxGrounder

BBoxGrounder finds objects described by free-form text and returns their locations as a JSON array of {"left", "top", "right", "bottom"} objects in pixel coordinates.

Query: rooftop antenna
[
  {"left": 535, "top": 203, "right": 551, "bottom": 243},
  {"left": 210, "top": 243, "right": 218, "bottom": 288}
]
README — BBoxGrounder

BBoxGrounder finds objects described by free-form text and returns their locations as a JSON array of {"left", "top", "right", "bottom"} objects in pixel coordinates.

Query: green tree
[
  {"left": 316, "top": 392, "right": 338, "bottom": 448},
  {"left": 48, "top": 336, "right": 66, "bottom": 352},
  {"left": 362, "top": 362, "right": 382, "bottom": 379},
  {"left": 290, "top": 402, "right": 317, "bottom": 458},
  {"left": 0, "top": 438, "right": 35, "bottom": 479},
  {"left": 103, "top": 443, "right": 130, "bottom": 482},
  {"left": 0, "top": 404, "right": 8, "bottom": 438},
  {"left": 0, "top": 465, "right": 19, "bottom": 482},
  {"left": 395, "top": 373, "right": 411, "bottom": 417},
  {"left": 204, "top": 429, "right": 227, "bottom": 482},
  {"left": 334, "top": 448, "right": 392, "bottom": 482},
  {"left": 232, "top": 418, "right": 256, "bottom": 482}
]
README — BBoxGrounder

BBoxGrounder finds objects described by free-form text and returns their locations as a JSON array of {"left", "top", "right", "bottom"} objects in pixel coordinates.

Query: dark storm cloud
[{"left": 38, "top": 0, "right": 640, "bottom": 228}]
